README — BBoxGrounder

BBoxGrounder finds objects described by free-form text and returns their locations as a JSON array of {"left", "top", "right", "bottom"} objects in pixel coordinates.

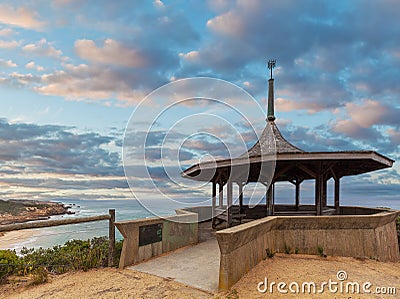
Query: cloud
[
  {"left": 179, "top": 51, "right": 200, "bottom": 63},
  {"left": 275, "top": 98, "right": 307, "bottom": 113},
  {"left": 333, "top": 119, "right": 382, "bottom": 142},
  {"left": 332, "top": 99, "right": 399, "bottom": 141},
  {"left": 387, "top": 128, "right": 400, "bottom": 144},
  {"left": 52, "top": 0, "right": 81, "bottom": 6},
  {"left": 176, "top": 0, "right": 400, "bottom": 115},
  {"left": 22, "top": 38, "right": 64, "bottom": 59},
  {"left": 0, "top": 39, "right": 20, "bottom": 48},
  {"left": 0, "top": 4, "right": 46, "bottom": 30},
  {"left": 341, "top": 100, "right": 392, "bottom": 128},
  {"left": 75, "top": 39, "right": 148, "bottom": 68},
  {"left": 4, "top": 43, "right": 178, "bottom": 104},
  {"left": 207, "top": 0, "right": 233, "bottom": 12},
  {"left": 0, "top": 28, "right": 14, "bottom": 36},
  {"left": 0, "top": 59, "right": 17, "bottom": 68},
  {"left": 276, "top": 122, "right": 354, "bottom": 152},
  {"left": 0, "top": 118, "right": 131, "bottom": 201},
  {"left": 341, "top": 172, "right": 400, "bottom": 201},
  {"left": 153, "top": 0, "right": 164, "bottom": 8},
  {"left": 31, "top": 63, "right": 148, "bottom": 104},
  {"left": 0, "top": 118, "right": 122, "bottom": 176},
  {"left": 25, "top": 61, "right": 45, "bottom": 72}
]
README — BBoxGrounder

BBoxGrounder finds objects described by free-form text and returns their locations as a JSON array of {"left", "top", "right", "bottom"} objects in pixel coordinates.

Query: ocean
[{"left": 1, "top": 196, "right": 399, "bottom": 253}]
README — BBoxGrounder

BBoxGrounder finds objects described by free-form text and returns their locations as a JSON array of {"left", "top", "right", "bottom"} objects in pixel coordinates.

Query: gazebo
[{"left": 182, "top": 60, "right": 394, "bottom": 228}]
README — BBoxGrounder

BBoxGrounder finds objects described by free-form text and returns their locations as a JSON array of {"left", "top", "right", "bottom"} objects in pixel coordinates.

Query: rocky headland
[{"left": 0, "top": 199, "right": 73, "bottom": 226}]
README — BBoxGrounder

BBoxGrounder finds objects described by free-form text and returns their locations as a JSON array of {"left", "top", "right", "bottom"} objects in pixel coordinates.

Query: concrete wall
[
  {"left": 180, "top": 206, "right": 212, "bottom": 222},
  {"left": 115, "top": 210, "right": 198, "bottom": 268},
  {"left": 216, "top": 210, "right": 399, "bottom": 290}
]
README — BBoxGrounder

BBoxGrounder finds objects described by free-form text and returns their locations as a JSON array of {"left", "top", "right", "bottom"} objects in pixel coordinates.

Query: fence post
[{"left": 108, "top": 209, "right": 116, "bottom": 267}]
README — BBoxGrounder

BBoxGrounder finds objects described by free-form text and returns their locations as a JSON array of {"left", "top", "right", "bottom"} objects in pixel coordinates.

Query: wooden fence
[{"left": 0, "top": 209, "right": 116, "bottom": 266}]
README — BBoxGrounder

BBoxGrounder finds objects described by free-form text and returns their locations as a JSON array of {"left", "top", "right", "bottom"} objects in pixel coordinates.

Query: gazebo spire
[{"left": 267, "top": 59, "right": 276, "bottom": 122}]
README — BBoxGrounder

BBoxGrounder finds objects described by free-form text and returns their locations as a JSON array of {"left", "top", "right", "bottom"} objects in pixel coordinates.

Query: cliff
[{"left": 0, "top": 199, "right": 73, "bottom": 225}]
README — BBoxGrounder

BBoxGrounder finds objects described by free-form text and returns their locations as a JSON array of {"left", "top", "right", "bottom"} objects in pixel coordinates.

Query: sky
[{"left": 0, "top": 0, "right": 399, "bottom": 208}]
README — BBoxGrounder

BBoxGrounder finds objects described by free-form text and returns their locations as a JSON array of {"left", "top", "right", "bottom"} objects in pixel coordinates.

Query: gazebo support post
[
  {"left": 212, "top": 181, "right": 216, "bottom": 228},
  {"left": 315, "top": 175, "right": 322, "bottom": 215},
  {"left": 322, "top": 175, "right": 327, "bottom": 211},
  {"left": 227, "top": 179, "right": 233, "bottom": 227},
  {"left": 265, "top": 185, "right": 269, "bottom": 214},
  {"left": 331, "top": 168, "right": 341, "bottom": 215},
  {"left": 334, "top": 177, "right": 340, "bottom": 214},
  {"left": 272, "top": 183, "right": 275, "bottom": 215},
  {"left": 266, "top": 183, "right": 274, "bottom": 216},
  {"left": 295, "top": 179, "right": 301, "bottom": 210},
  {"left": 238, "top": 182, "right": 243, "bottom": 214},
  {"left": 218, "top": 183, "right": 223, "bottom": 208}
]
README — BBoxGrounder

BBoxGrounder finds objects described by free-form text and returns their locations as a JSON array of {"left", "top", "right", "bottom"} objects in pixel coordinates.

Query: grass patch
[
  {"left": 284, "top": 243, "right": 291, "bottom": 254},
  {"left": 226, "top": 289, "right": 239, "bottom": 299},
  {"left": 29, "top": 266, "right": 48, "bottom": 286},
  {"left": 265, "top": 248, "right": 275, "bottom": 259},
  {"left": 317, "top": 245, "right": 327, "bottom": 258}
]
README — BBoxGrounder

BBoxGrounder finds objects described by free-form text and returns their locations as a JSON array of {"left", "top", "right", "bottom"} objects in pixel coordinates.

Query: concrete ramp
[{"left": 129, "top": 239, "right": 220, "bottom": 292}]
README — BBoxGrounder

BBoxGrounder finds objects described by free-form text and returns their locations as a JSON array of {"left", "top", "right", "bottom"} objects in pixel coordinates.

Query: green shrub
[
  {"left": 265, "top": 248, "right": 275, "bottom": 259},
  {"left": 317, "top": 245, "right": 327, "bottom": 258},
  {"left": 0, "top": 250, "right": 21, "bottom": 283},
  {"left": 21, "top": 245, "right": 70, "bottom": 274},
  {"left": 284, "top": 243, "right": 291, "bottom": 254},
  {"left": 29, "top": 266, "right": 48, "bottom": 286},
  {"left": 1, "top": 236, "right": 122, "bottom": 285},
  {"left": 226, "top": 289, "right": 239, "bottom": 299},
  {"left": 20, "top": 236, "right": 113, "bottom": 274},
  {"left": 114, "top": 239, "right": 124, "bottom": 267}
]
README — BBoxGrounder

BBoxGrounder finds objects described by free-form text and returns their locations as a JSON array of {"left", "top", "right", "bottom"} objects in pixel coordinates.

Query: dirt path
[
  {"left": 3, "top": 254, "right": 399, "bottom": 298},
  {"left": 4, "top": 268, "right": 212, "bottom": 299},
  {"left": 232, "top": 253, "right": 400, "bottom": 298}
]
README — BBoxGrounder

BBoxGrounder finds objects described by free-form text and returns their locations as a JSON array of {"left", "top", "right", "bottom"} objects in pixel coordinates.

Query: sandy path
[
  {"left": 4, "top": 268, "right": 212, "bottom": 299},
  {"left": 232, "top": 253, "right": 400, "bottom": 298},
  {"left": 3, "top": 254, "right": 399, "bottom": 298}
]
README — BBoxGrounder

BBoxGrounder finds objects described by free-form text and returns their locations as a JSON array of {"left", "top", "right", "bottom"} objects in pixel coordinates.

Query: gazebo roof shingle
[{"left": 244, "top": 121, "right": 304, "bottom": 157}]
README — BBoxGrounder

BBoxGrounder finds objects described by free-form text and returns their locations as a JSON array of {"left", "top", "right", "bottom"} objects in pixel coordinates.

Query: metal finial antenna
[{"left": 267, "top": 59, "right": 276, "bottom": 79}]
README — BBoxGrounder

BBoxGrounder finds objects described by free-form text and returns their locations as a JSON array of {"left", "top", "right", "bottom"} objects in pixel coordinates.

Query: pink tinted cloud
[
  {"left": 344, "top": 100, "right": 388, "bottom": 128},
  {"left": 74, "top": 39, "right": 148, "bottom": 68},
  {"left": 0, "top": 4, "right": 46, "bottom": 30},
  {"left": 22, "top": 38, "right": 64, "bottom": 59},
  {"left": 275, "top": 97, "right": 326, "bottom": 114},
  {"left": 332, "top": 100, "right": 397, "bottom": 140},
  {"left": 387, "top": 128, "right": 400, "bottom": 144},
  {"left": 207, "top": 10, "right": 245, "bottom": 37},
  {"left": 0, "top": 40, "right": 20, "bottom": 48}
]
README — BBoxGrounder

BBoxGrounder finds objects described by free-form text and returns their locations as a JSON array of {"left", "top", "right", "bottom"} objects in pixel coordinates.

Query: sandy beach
[{"left": 0, "top": 229, "right": 42, "bottom": 250}]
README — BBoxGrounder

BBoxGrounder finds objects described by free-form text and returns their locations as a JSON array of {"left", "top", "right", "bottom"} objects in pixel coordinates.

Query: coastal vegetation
[{"left": 0, "top": 236, "right": 123, "bottom": 284}]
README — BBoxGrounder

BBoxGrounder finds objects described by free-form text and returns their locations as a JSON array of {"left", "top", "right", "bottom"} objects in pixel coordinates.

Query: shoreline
[
  {"left": 0, "top": 228, "right": 43, "bottom": 250},
  {"left": 0, "top": 199, "right": 75, "bottom": 251}
]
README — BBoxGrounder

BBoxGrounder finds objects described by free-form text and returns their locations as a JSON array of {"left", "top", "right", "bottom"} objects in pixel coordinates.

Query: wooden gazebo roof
[
  {"left": 182, "top": 62, "right": 394, "bottom": 184},
  {"left": 182, "top": 148, "right": 394, "bottom": 182},
  {"left": 244, "top": 121, "right": 303, "bottom": 156},
  {"left": 182, "top": 60, "right": 394, "bottom": 225}
]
